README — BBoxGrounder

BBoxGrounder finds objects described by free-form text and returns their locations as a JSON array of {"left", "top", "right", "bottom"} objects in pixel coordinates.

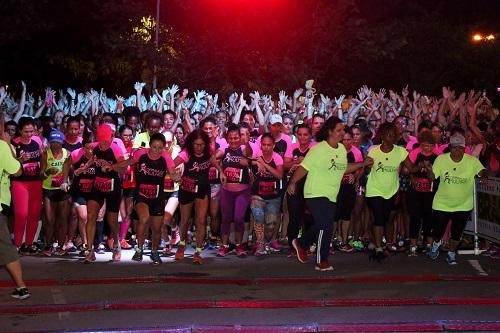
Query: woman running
[
  {"left": 173, "top": 129, "right": 221, "bottom": 264},
  {"left": 119, "top": 125, "right": 135, "bottom": 249},
  {"left": 11, "top": 117, "right": 43, "bottom": 254},
  {"left": 40, "top": 130, "right": 71, "bottom": 256},
  {"left": 123, "top": 133, "right": 175, "bottom": 265},
  {"left": 216, "top": 124, "right": 253, "bottom": 257}
]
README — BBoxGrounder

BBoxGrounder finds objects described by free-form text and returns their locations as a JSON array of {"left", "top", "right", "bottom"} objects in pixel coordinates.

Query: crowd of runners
[{"left": 1, "top": 80, "right": 499, "bottom": 299}]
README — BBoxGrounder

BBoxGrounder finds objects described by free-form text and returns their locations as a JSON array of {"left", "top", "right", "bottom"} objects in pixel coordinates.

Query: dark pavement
[{"left": 1, "top": 247, "right": 500, "bottom": 332}]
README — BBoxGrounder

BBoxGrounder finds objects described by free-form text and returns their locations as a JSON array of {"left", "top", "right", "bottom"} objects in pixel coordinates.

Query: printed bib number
[
  {"left": 51, "top": 175, "right": 64, "bottom": 188},
  {"left": 94, "top": 177, "right": 114, "bottom": 193},
  {"left": 22, "top": 162, "right": 40, "bottom": 176},
  {"left": 180, "top": 177, "right": 198, "bottom": 193},
  {"left": 414, "top": 178, "right": 433, "bottom": 193},
  {"left": 123, "top": 169, "right": 134, "bottom": 182},
  {"left": 164, "top": 176, "right": 175, "bottom": 191},
  {"left": 224, "top": 167, "right": 243, "bottom": 183},
  {"left": 139, "top": 183, "right": 159, "bottom": 199},
  {"left": 79, "top": 179, "right": 93, "bottom": 193},
  {"left": 258, "top": 181, "right": 276, "bottom": 197},
  {"left": 208, "top": 167, "right": 219, "bottom": 181}
]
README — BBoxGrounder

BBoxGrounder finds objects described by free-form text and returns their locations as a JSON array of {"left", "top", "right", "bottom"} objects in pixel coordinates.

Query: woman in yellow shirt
[{"left": 424, "top": 133, "right": 486, "bottom": 265}]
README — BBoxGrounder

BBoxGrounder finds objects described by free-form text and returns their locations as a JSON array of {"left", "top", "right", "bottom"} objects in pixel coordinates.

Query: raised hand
[
  {"left": 278, "top": 90, "right": 287, "bottom": 109},
  {"left": 357, "top": 87, "right": 366, "bottom": 101},
  {"left": 134, "top": 82, "right": 146, "bottom": 93},
  {"left": 169, "top": 84, "right": 179, "bottom": 96},
  {"left": 378, "top": 88, "right": 386, "bottom": 99},
  {"left": 0, "top": 86, "right": 6, "bottom": 100},
  {"left": 389, "top": 89, "right": 398, "bottom": 101},
  {"left": 334, "top": 95, "right": 345, "bottom": 109},
  {"left": 228, "top": 92, "right": 238, "bottom": 106},
  {"left": 413, "top": 90, "right": 421, "bottom": 102},
  {"left": 402, "top": 85, "right": 409, "bottom": 98},
  {"left": 293, "top": 88, "right": 303, "bottom": 100},
  {"left": 67, "top": 88, "right": 76, "bottom": 100}
]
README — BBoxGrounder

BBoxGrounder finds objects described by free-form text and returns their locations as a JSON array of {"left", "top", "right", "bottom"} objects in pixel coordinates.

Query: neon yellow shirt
[
  {"left": 366, "top": 145, "right": 408, "bottom": 199},
  {"left": 0, "top": 141, "right": 21, "bottom": 211},
  {"left": 133, "top": 132, "right": 152, "bottom": 149},
  {"left": 43, "top": 148, "right": 70, "bottom": 190},
  {"left": 432, "top": 153, "right": 485, "bottom": 212},
  {"left": 301, "top": 141, "right": 347, "bottom": 203}
]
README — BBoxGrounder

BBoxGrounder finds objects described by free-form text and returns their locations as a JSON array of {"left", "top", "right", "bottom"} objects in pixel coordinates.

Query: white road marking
[
  {"left": 51, "top": 287, "right": 69, "bottom": 320},
  {"left": 468, "top": 259, "right": 488, "bottom": 276}
]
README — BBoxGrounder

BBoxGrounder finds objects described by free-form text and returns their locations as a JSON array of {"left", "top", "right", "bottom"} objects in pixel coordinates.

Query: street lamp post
[{"left": 153, "top": 0, "right": 161, "bottom": 90}]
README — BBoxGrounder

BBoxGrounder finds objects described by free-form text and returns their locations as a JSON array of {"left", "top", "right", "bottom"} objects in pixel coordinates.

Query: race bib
[
  {"left": 22, "top": 162, "right": 40, "bottom": 176},
  {"left": 139, "top": 183, "right": 159, "bottom": 199},
  {"left": 51, "top": 175, "right": 64, "bottom": 188},
  {"left": 164, "top": 176, "right": 175, "bottom": 191},
  {"left": 79, "top": 179, "right": 93, "bottom": 193},
  {"left": 180, "top": 177, "right": 198, "bottom": 193},
  {"left": 224, "top": 167, "right": 243, "bottom": 183},
  {"left": 208, "top": 167, "right": 218, "bottom": 181},
  {"left": 94, "top": 177, "right": 114, "bottom": 193},
  {"left": 123, "top": 169, "right": 134, "bottom": 182},
  {"left": 414, "top": 177, "right": 433, "bottom": 193},
  {"left": 258, "top": 181, "right": 276, "bottom": 197}
]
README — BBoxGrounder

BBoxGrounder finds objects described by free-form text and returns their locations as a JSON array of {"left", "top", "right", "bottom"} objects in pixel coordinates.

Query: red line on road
[
  {"left": 1, "top": 274, "right": 500, "bottom": 288},
  {"left": 318, "top": 322, "right": 444, "bottom": 332},
  {"left": 2, "top": 298, "right": 500, "bottom": 314}
]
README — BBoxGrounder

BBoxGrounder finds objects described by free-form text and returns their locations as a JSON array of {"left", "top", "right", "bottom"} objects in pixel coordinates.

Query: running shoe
[
  {"left": 339, "top": 243, "right": 354, "bottom": 253},
  {"left": 120, "top": 239, "right": 132, "bottom": 250},
  {"left": 254, "top": 243, "right": 267, "bottom": 256},
  {"left": 385, "top": 243, "right": 398, "bottom": 252},
  {"left": 42, "top": 246, "right": 55, "bottom": 257},
  {"left": 163, "top": 244, "right": 173, "bottom": 256},
  {"left": 175, "top": 244, "right": 185, "bottom": 260},
  {"left": 208, "top": 238, "right": 218, "bottom": 250},
  {"left": 408, "top": 246, "right": 418, "bottom": 257},
  {"left": 287, "top": 247, "right": 296, "bottom": 258},
  {"left": 193, "top": 252, "right": 203, "bottom": 264},
  {"left": 151, "top": 251, "right": 162, "bottom": 265},
  {"left": 352, "top": 240, "right": 365, "bottom": 251},
  {"left": 428, "top": 241, "right": 441, "bottom": 260},
  {"left": 315, "top": 261, "right": 333, "bottom": 271},
  {"left": 235, "top": 244, "right": 247, "bottom": 257},
  {"left": 11, "top": 287, "right": 31, "bottom": 300},
  {"left": 64, "top": 241, "right": 77, "bottom": 252},
  {"left": 53, "top": 247, "right": 67, "bottom": 256},
  {"left": 268, "top": 239, "right": 282, "bottom": 253},
  {"left": 446, "top": 251, "right": 457, "bottom": 265},
  {"left": 28, "top": 244, "right": 39, "bottom": 255},
  {"left": 292, "top": 239, "right": 308, "bottom": 263},
  {"left": 18, "top": 244, "right": 29, "bottom": 255},
  {"left": 112, "top": 247, "right": 121, "bottom": 262},
  {"left": 132, "top": 248, "right": 143, "bottom": 262},
  {"left": 217, "top": 245, "right": 230, "bottom": 257},
  {"left": 96, "top": 243, "right": 106, "bottom": 254}
]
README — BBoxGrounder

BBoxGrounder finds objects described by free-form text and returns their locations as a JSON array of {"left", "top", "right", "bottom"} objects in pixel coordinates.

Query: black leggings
[
  {"left": 366, "top": 195, "right": 397, "bottom": 227},
  {"left": 407, "top": 189, "right": 434, "bottom": 239},
  {"left": 431, "top": 210, "right": 471, "bottom": 242}
]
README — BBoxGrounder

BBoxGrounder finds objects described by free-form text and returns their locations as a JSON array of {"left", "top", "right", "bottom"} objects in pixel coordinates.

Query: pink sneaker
[
  {"left": 217, "top": 245, "right": 230, "bottom": 257},
  {"left": 268, "top": 239, "right": 282, "bottom": 253},
  {"left": 254, "top": 243, "right": 267, "bottom": 256},
  {"left": 235, "top": 244, "right": 247, "bottom": 257}
]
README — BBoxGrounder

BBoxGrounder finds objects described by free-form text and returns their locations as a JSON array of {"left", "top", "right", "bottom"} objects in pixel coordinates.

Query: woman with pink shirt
[{"left": 11, "top": 117, "right": 43, "bottom": 254}]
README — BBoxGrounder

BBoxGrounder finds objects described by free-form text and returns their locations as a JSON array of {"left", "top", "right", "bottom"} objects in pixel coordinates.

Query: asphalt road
[{"left": 1, "top": 247, "right": 500, "bottom": 332}]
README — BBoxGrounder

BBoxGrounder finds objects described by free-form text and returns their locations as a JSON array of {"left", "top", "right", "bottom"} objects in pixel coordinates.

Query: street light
[
  {"left": 472, "top": 33, "right": 496, "bottom": 43},
  {"left": 153, "top": 0, "right": 161, "bottom": 90}
]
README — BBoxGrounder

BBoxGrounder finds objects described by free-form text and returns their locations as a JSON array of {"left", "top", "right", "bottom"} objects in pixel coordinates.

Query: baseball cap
[
  {"left": 269, "top": 114, "right": 283, "bottom": 125},
  {"left": 449, "top": 133, "right": 466, "bottom": 147},
  {"left": 96, "top": 124, "right": 114, "bottom": 142},
  {"left": 48, "top": 130, "right": 65, "bottom": 144}
]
